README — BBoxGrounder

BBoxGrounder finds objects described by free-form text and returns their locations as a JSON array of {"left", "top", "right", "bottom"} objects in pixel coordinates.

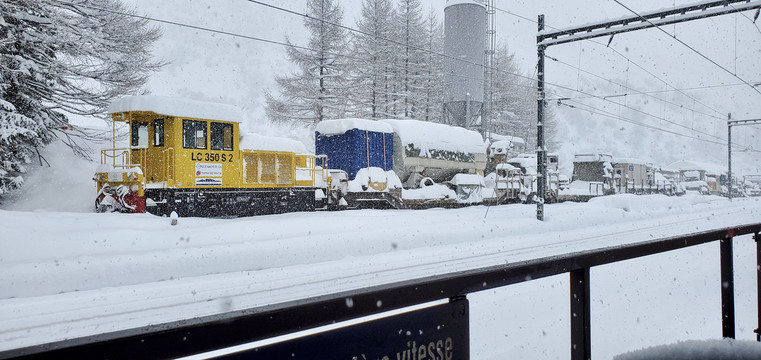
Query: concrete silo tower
[{"left": 443, "top": 0, "right": 486, "bottom": 132}]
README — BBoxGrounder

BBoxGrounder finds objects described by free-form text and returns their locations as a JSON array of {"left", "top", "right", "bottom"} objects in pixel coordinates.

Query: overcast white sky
[{"left": 125, "top": 0, "right": 761, "bottom": 171}]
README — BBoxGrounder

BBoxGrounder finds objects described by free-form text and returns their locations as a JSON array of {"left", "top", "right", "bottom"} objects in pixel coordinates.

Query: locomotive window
[
  {"left": 211, "top": 123, "right": 234, "bottom": 151},
  {"left": 183, "top": 120, "right": 207, "bottom": 149},
  {"left": 131, "top": 122, "right": 148, "bottom": 148},
  {"left": 153, "top": 119, "right": 164, "bottom": 147}
]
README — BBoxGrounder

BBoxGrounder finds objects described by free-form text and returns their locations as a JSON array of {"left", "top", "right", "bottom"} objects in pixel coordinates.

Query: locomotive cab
[
  {"left": 95, "top": 96, "right": 327, "bottom": 216},
  {"left": 95, "top": 97, "right": 243, "bottom": 214}
]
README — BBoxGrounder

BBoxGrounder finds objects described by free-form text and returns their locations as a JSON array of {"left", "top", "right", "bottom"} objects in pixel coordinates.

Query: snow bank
[
  {"left": 450, "top": 173, "right": 485, "bottom": 186},
  {"left": 614, "top": 339, "right": 761, "bottom": 359},
  {"left": 0, "top": 139, "right": 99, "bottom": 213},
  {"left": 108, "top": 95, "right": 245, "bottom": 123},
  {"left": 347, "top": 168, "right": 401, "bottom": 192},
  {"left": 402, "top": 183, "right": 456, "bottom": 200},
  {"left": 315, "top": 118, "right": 393, "bottom": 136}
]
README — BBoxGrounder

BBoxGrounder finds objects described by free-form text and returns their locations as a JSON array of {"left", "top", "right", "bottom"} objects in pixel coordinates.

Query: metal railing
[
  {"left": 3, "top": 224, "right": 760, "bottom": 360},
  {"left": 100, "top": 148, "right": 146, "bottom": 171}
]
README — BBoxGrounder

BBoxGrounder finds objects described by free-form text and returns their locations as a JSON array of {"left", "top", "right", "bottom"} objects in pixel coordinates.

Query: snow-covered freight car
[
  {"left": 314, "top": 118, "right": 488, "bottom": 208},
  {"left": 314, "top": 119, "right": 403, "bottom": 209},
  {"left": 379, "top": 119, "right": 487, "bottom": 188}
]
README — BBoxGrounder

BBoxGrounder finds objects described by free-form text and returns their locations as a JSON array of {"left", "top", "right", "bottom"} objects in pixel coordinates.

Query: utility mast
[{"left": 483, "top": 0, "right": 496, "bottom": 140}]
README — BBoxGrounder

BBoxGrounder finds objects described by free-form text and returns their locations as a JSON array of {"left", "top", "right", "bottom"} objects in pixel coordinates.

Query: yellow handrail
[{"left": 100, "top": 148, "right": 146, "bottom": 175}]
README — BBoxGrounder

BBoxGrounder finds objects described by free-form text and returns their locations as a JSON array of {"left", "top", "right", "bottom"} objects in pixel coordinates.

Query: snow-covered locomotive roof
[
  {"left": 108, "top": 95, "right": 245, "bottom": 123},
  {"left": 239, "top": 133, "right": 308, "bottom": 154},
  {"left": 379, "top": 119, "right": 486, "bottom": 155},
  {"left": 315, "top": 118, "right": 393, "bottom": 136}
]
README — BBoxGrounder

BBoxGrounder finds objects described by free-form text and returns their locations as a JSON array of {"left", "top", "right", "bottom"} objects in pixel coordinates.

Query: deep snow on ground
[{"left": 0, "top": 0, "right": 759, "bottom": 355}]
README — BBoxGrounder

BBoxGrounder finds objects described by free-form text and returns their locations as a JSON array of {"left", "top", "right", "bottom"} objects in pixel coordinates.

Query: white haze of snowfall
[
  {"left": 3, "top": 0, "right": 761, "bottom": 359},
  {"left": 121, "top": 0, "right": 760, "bottom": 175}
]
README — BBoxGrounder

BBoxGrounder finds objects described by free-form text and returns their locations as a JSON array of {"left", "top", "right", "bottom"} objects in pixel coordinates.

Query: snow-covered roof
[
  {"left": 445, "top": 0, "right": 486, "bottom": 9},
  {"left": 108, "top": 96, "right": 245, "bottom": 123},
  {"left": 315, "top": 118, "right": 394, "bottom": 136},
  {"left": 574, "top": 153, "right": 613, "bottom": 162},
  {"left": 614, "top": 158, "right": 651, "bottom": 166},
  {"left": 490, "top": 135, "right": 526, "bottom": 146},
  {"left": 507, "top": 155, "right": 537, "bottom": 169},
  {"left": 239, "top": 133, "right": 308, "bottom": 154},
  {"left": 496, "top": 163, "right": 519, "bottom": 171},
  {"left": 665, "top": 160, "right": 726, "bottom": 174},
  {"left": 380, "top": 119, "right": 485, "bottom": 155}
]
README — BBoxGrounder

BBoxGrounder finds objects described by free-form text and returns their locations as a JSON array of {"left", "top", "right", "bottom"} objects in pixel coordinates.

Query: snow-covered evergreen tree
[
  {"left": 0, "top": 0, "right": 161, "bottom": 200},
  {"left": 488, "top": 44, "right": 557, "bottom": 151},
  {"left": 347, "top": 0, "right": 396, "bottom": 119},
  {"left": 265, "top": 0, "right": 348, "bottom": 125},
  {"left": 419, "top": 8, "right": 443, "bottom": 122},
  {"left": 394, "top": 0, "right": 427, "bottom": 119}
]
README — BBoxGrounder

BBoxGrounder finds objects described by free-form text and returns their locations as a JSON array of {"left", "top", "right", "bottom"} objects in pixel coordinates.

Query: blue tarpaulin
[{"left": 315, "top": 128, "right": 394, "bottom": 180}]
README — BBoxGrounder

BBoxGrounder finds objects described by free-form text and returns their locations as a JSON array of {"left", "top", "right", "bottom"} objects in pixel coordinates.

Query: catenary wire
[
  {"left": 561, "top": 99, "right": 760, "bottom": 152},
  {"left": 544, "top": 51, "right": 726, "bottom": 122},
  {"left": 244, "top": 0, "right": 744, "bottom": 144},
  {"left": 613, "top": 0, "right": 761, "bottom": 96},
  {"left": 483, "top": 0, "right": 752, "bottom": 119},
  {"left": 483, "top": 0, "right": 761, "bottom": 139}
]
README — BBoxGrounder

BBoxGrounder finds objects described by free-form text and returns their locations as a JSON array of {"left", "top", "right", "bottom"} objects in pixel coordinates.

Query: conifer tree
[
  {"left": 347, "top": 0, "right": 396, "bottom": 119},
  {"left": 265, "top": 0, "right": 348, "bottom": 125},
  {"left": 394, "top": 0, "right": 427, "bottom": 119},
  {"left": 0, "top": 0, "right": 161, "bottom": 199}
]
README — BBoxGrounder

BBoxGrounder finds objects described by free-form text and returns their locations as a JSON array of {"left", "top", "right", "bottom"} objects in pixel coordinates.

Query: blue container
[{"left": 315, "top": 128, "right": 394, "bottom": 180}]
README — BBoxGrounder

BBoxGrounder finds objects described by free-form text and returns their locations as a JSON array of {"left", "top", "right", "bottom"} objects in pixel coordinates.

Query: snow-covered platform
[{"left": 1, "top": 195, "right": 761, "bottom": 358}]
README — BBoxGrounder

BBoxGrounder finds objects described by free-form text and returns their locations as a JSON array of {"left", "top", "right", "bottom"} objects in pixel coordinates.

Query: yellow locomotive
[{"left": 94, "top": 96, "right": 331, "bottom": 216}]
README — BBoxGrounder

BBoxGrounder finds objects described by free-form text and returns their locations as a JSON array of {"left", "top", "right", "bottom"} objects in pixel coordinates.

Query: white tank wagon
[
  {"left": 443, "top": 0, "right": 486, "bottom": 128},
  {"left": 379, "top": 119, "right": 487, "bottom": 189}
]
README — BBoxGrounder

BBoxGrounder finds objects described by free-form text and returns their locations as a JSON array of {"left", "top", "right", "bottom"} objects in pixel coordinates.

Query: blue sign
[{"left": 213, "top": 299, "right": 469, "bottom": 360}]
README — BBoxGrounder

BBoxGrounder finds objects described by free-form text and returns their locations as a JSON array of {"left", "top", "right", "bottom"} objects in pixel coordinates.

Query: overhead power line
[
  {"left": 67, "top": 0, "right": 759, "bottom": 149},
  {"left": 560, "top": 99, "right": 760, "bottom": 152},
  {"left": 481, "top": 0, "right": 736, "bottom": 119},
  {"left": 544, "top": 51, "right": 726, "bottom": 122},
  {"left": 612, "top": 0, "right": 761, "bottom": 96}
]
